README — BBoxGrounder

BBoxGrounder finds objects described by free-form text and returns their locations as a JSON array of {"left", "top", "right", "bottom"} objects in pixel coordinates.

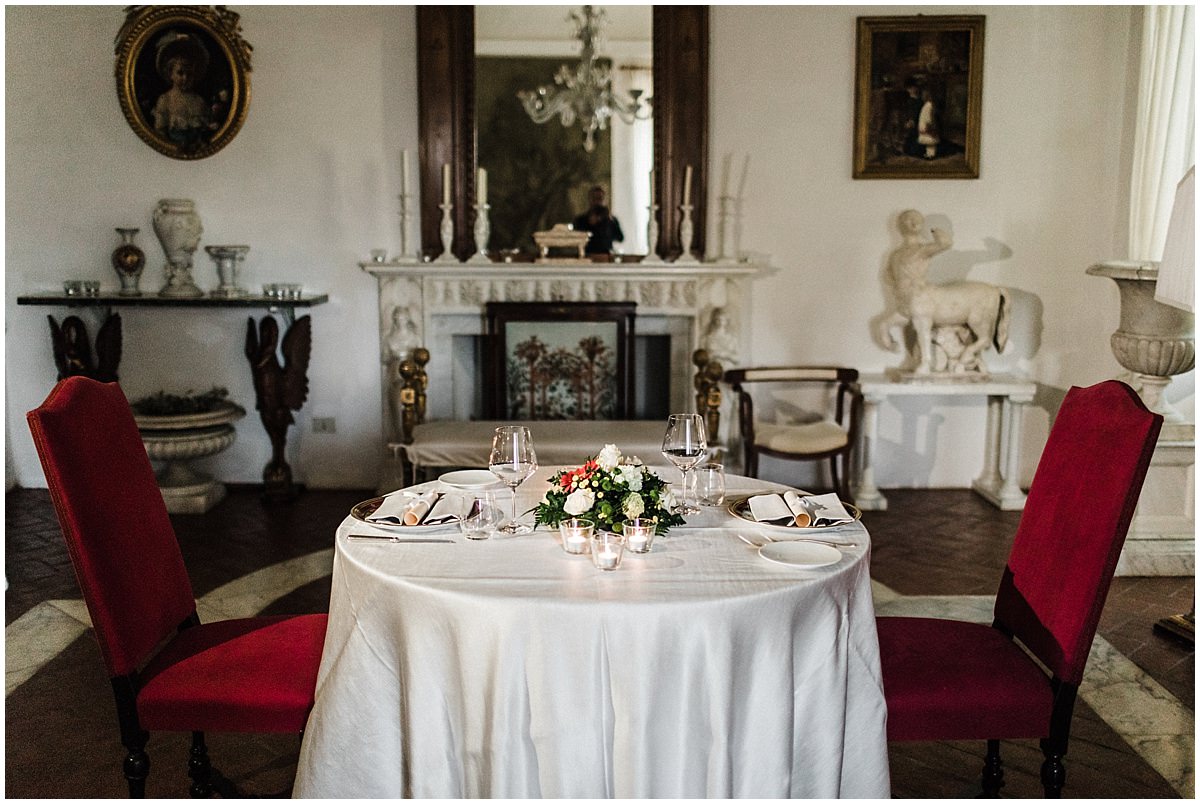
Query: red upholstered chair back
[
  {"left": 27, "top": 377, "right": 197, "bottom": 678},
  {"left": 993, "top": 381, "right": 1161, "bottom": 686}
]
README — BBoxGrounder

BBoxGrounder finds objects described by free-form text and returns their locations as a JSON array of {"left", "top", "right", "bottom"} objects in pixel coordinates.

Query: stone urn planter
[
  {"left": 1087, "top": 261, "right": 1195, "bottom": 422},
  {"left": 133, "top": 400, "right": 246, "bottom": 513}
]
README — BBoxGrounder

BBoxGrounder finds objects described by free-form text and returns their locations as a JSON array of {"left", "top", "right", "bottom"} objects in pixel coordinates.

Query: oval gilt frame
[{"left": 115, "top": 6, "right": 253, "bottom": 160}]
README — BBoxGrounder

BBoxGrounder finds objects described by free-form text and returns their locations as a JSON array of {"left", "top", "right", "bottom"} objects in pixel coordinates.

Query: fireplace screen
[{"left": 485, "top": 302, "right": 635, "bottom": 420}]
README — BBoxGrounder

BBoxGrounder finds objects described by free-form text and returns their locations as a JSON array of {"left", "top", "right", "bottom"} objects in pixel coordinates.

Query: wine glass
[
  {"left": 488, "top": 425, "right": 538, "bottom": 534},
  {"left": 661, "top": 413, "right": 708, "bottom": 514}
]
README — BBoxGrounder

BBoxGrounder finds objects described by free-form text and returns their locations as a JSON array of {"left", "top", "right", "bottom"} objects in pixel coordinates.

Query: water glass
[
  {"left": 624, "top": 518, "right": 655, "bottom": 554},
  {"left": 559, "top": 518, "right": 593, "bottom": 554},
  {"left": 590, "top": 531, "right": 626, "bottom": 571},
  {"left": 459, "top": 492, "right": 499, "bottom": 540},
  {"left": 694, "top": 463, "right": 726, "bottom": 507}
]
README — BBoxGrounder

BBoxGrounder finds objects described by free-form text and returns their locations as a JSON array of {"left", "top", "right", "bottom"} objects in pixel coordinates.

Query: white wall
[{"left": 6, "top": 6, "right": 1189, "bottom": 492}]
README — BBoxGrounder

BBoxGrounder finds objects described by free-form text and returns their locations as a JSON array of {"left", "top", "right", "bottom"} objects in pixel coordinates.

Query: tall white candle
[
  {"left": 720, "top": 153, "right": 732, "bottom": 198},
  {"left": 649, "top": 169, "right": 656, "bottom": 206},
  {"left": 442, "top": 163, "right": 451, "bottom": 206},
  {"left": 682, "top": 165, "right": 693, "bottom": 207},
  {"left": 737, "top": 154, "right": 750, "bottom": 201},
  {"left": 477, "top": 167, "right": 488, "bottom": 206},
  {"left": 401, "top": 149, "right": 410, "bottom": 196}
]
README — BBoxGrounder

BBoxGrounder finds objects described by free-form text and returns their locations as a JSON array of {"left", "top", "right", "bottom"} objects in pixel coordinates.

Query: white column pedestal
[{"left": 1115, "top": 421, "right": 1195, "bottom": 576}]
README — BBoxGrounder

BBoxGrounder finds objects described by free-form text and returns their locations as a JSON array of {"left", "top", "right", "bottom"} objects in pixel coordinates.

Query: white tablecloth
[{"left": 294, "top": 468, "right": 890, "bottom": 798}]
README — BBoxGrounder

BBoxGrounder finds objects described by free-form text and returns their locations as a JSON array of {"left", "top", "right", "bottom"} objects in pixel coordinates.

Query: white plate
[
  {"left": 438, "top": 470, "right": 501, "bottom": 490},
  {"left": 349, "top": 496, "right": 460, "bottom": 533},
  {"left": 727, "top": 495, "right": 860, "bottom": 534},
  {"left": 758, "top": 541, "right": 842, "bottom": 568}
]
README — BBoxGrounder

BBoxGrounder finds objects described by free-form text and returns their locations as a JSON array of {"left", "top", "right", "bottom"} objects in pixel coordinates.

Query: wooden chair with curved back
[
  {"left": 723, "top": 366, "right": 862, "bottom": 503},
  {"left": 26, "top": 376, "right": 328, "bottom": 797},
  {"left": 877, "top": 380, "right": 1162, "bottom": 797}
]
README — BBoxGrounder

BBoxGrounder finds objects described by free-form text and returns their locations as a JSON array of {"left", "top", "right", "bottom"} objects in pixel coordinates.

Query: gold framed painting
[
  {"left": 114, "top": 6, "right": 253, "bottom": 160},
  {"left": 853, "top": 15, "right": 984, "bottom": 179}
]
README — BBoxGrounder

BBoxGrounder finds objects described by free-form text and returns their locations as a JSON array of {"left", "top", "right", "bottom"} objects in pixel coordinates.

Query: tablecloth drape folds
[{"left": 294, "top": 468, "right": 889, "bottom": 798}]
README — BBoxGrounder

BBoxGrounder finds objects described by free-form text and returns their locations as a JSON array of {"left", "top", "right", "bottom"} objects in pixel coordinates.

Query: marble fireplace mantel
[{"left": 363, "top": 258, "right": 773, "bottom": 469}]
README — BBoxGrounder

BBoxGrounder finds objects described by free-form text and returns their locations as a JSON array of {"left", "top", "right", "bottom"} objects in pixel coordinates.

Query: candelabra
[
  {"left": 435, "top": 203, "right": 457, "bottom": 263},
  {"left": 642, "top": 203, "right": 665, "bottom": 264},
  {"left": 398, "top": 192, "right": 419, "bottom": 261},
  {"left": 675, "top": 204, "right": 700, "bottom": 265},
  {"left": 467, "top": 203, "right": 493, "bottom": 264}
]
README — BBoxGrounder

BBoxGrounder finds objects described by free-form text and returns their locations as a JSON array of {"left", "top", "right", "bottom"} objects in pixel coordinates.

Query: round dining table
[{"left": 293, "top": 467, "right": 890, "bottom": 798}]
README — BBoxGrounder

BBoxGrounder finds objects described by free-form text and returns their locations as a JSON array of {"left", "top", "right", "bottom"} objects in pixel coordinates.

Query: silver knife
[{"left": 347, "top": 533, "right": 456, "bottom": 543}]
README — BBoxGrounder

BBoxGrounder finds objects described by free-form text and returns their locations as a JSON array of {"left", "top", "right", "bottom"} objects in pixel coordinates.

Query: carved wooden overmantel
[{"left": 364, "top": 259, "right": 770, "bottom": 454}]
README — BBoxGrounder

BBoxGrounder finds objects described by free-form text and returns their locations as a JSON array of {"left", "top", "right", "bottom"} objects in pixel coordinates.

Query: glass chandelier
[{"left": 518, "top": 5, "right": 651, "bottom": 153}]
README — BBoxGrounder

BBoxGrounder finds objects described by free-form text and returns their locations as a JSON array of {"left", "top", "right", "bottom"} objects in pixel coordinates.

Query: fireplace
[{"left": 365, "top": 258, "right": 768, "bottom": 483}]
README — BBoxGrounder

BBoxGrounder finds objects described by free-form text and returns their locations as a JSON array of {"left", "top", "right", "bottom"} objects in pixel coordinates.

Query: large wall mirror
[{"left": 417, "top": 6, "right": 708, "bottom": 262}]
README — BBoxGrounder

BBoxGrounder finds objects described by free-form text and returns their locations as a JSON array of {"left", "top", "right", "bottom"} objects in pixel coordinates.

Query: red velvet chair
[
  {"left": 877, "top": 380, "right": 1162, "bottom": 797},
  {"left": 26, "top": 376, "right": 328, "bottom": 797}
]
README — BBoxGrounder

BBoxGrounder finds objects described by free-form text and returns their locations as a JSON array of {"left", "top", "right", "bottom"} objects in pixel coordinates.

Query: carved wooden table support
[
  {"left": 245, "top": 314, "right": 313, "bottom": 501},
  {"left": 46, "top": 311, "right": 123, "bottom": 383}
]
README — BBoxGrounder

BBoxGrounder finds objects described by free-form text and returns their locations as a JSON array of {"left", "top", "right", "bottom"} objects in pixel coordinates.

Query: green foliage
[{"left": 130, "top": 387, "right": 229, "bottom": 415}]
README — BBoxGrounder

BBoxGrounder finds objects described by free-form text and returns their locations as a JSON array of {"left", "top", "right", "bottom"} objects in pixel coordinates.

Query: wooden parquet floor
[{"left": 5, "top": 486, "right": 1193, "bottom": 798}]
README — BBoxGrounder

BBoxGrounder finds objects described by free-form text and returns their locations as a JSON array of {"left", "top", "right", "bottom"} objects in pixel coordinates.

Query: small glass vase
[{"left": 111, "top": 227, "right": 145, "bottom": 296}]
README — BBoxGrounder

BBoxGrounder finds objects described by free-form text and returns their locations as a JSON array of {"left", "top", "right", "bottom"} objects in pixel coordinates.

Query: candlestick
[
  {"left": 682, "top": 164, "right": 693, "bottom": 207},
  {"left": 676, "top": 203, "right": 700, "bottom": 265},
  {"left": 401, "top": 149, "right": 410, "bottom": 196},
  {"left": 642, "top": 204, "right": 665, "bottom": 264},
  {"left": 435, "top": 202, "right": 457, "bottom": 263},
  {"left": 715, "top": 195, "right": 736, "bottom": 264},
  {"left": 398, "top": 191, "right": 417, "bottom": 260},
  {"left": 442, "top": 163, "right": 451, "bottom": 207},
  {"left": 467, "top": 203, "right": 492, "bottom": 264},
  {"left": 477, "top": 167, "right": 488, "bottom": 206}
]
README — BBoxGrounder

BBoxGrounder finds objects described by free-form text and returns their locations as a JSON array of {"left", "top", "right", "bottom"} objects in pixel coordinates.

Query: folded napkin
[
  {"left": 747, "top": 491, "right": 853, "bottom": 528},
  {"left": 367, "top": 491, "right": 439, "bottom": 526},
  {"left": 422, "top": 494, "right": 468, "bottom": 525}
]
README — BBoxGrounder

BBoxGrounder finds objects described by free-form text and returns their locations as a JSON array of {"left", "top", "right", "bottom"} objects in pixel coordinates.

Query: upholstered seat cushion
[
  {"left": 137, "top": 614, "right": 328, "bottom": 733},
  {"left": 877, "top": 616, "right": 1054, "bottom": 741},
  {"left": 754, "top": 420, "right": 848, "bottom": 455}
]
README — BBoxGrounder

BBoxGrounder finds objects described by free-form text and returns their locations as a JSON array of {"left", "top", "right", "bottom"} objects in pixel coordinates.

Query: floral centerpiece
[{"left": 532, "top": 444, "right": 685, "bottom": 535}]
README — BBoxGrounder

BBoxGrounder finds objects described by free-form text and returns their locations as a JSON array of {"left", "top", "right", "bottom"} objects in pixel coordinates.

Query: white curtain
[{"left": 1128, "top": 5, "right": 1195, "bottom": 261}]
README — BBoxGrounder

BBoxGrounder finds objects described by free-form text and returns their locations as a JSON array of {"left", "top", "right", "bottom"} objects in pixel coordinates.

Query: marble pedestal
[{"left": 1115, "top": 421, "right": 1195, "bottom": 577}]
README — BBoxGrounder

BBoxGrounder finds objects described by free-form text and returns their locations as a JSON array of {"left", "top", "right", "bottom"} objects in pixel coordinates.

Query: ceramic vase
[
  {"left": 205, "top": 244, "right": 250, "bottom": 298},
  {"left": 152, "top": 198, "right": 204, "bottom": 298},
  {"left": 111, "top": 227, "right": 146, "bottom": 296}
]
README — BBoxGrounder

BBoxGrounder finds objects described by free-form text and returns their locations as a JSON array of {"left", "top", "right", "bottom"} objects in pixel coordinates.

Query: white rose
[
  {"left": 623, "top": 492, "right": 645, "bottom": 519},
  {"left": 616, "top": 464, "right": 643, "bottom": 492},
  {"left": 596, "top": 443, "right": 622, "bottom": 471},
  {"left": 564, "top": 487, "right": 596, "bottom": 516}
]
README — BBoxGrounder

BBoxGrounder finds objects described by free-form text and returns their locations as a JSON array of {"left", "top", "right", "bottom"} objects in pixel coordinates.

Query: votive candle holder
[
  {"left": 624, "top": 519, "right": 655, "bottom": 554},
  {"left": 559, "top": 518, "right": 593, "bottom": 555},
  {"left": 591, "top": 531, "right": 626, "bottom": 571}
]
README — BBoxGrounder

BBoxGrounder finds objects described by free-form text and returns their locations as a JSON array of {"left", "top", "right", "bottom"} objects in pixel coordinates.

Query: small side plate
[
  {"left": 758, "top": 541, "right": 842, "bottom": 568},
  {"left": 438, "top": 469, "right": 501, "bottom": 490}
]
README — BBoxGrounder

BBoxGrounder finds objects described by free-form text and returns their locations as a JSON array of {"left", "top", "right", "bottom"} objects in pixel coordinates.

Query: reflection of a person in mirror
[
  {"left": 572, "top": 186, "right": 624, "bottom": 255},
  {"left": 152, "top": 31, "right": 212, "bottom": 147}
]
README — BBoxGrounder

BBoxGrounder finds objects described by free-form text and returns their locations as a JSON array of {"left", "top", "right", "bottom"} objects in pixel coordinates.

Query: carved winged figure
[
  {"left": 245, "top": 315, "right": 312, "bottom": 488},
  {"left": 49, "top": 314, "right": 122, "bottom": 383},
  {"left": 881, "top": 209, "right": 1010, "bottom": 375}
]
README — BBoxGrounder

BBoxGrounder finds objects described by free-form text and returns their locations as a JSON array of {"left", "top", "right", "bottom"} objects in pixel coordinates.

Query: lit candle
[
  {"left": 401, "top": 149, "right": 410, "bottom": 196},
  {"left": 594, "top": 547, "right": 620, "bottom": 570},
  {"left": 649, "top": 169, "right": 656, "bottom": 207},
  {"left": 560, "top": 519, "right": 593, "bottom": 555},
  {"left": 442, "top": 163, "right": 451, "bottom": 207},
  {"left": 477, "top": 167, "right": 488, "bottom": 206},
  {"left": 624, "top": 518, "right": 654, "bottom": 554},
  {"left": 682, "top": 165, "right": 693, "bottom": 207}
]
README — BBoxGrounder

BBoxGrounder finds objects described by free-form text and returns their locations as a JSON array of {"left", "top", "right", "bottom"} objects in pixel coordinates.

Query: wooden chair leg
[
  {"left": 122, "top": 738, "right": 150, "bottom": 798},
  {"left": 981, "top": 739, "right": 1004, "bottom": 797},
  {"left": 1040, "top": 680, "right": 1078, "bottom": 797},
  {"left": 1040, "top": 740, "right": 1066, "bottom": 798},
  {"left": 188, "top": 732, "right": 214, "bottom": 798}
]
